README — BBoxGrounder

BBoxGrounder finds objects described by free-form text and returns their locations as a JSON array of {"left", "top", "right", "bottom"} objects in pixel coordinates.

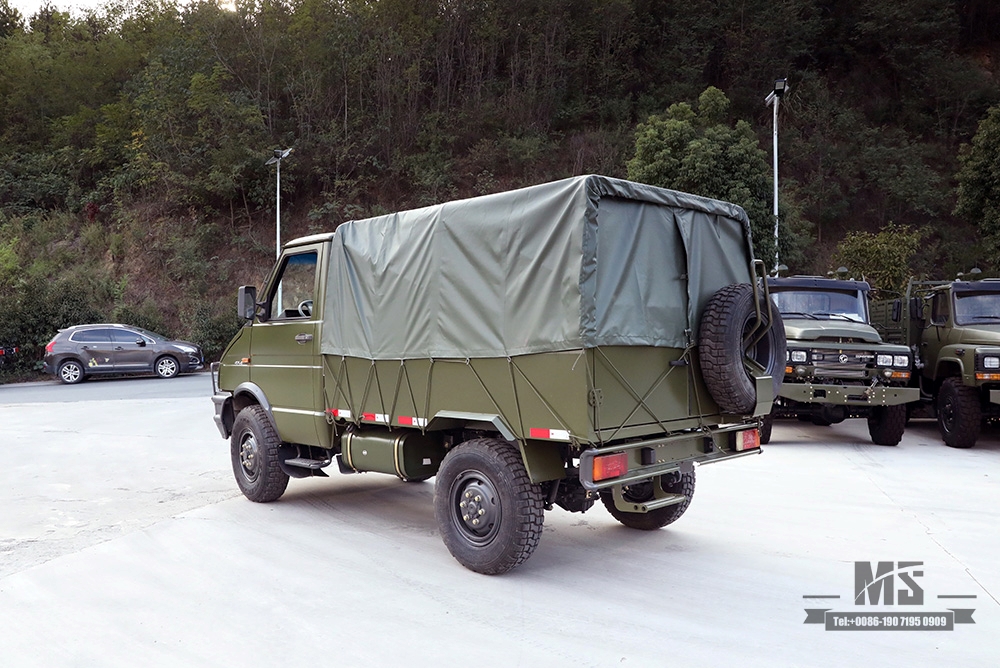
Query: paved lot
[{"left": 1, "top": 375, "right": 998, "bottom": 667}]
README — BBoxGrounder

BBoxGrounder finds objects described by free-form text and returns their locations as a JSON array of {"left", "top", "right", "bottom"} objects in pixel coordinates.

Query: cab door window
[
  {"left": 930, "top": 292, "right": 950, "bottom": 325},
  {"left": 269, "top": 251, "right": 318, "bottom": 319}
]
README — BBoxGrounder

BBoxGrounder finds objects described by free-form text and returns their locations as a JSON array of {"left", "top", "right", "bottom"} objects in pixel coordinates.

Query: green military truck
[
  {"left": 763, "top": 276, "right": 918, "bottom": 445},
  {"left": 211, "top": 175, "right": 785, "bottom": 574},
  {"left": 871, "top": 276, "right": 1000, "bottom": 448}
]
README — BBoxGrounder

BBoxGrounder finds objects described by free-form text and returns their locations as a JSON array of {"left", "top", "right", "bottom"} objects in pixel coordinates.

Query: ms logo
[{"left": 854, "top": 561, "right": 924, "bottom": 605}]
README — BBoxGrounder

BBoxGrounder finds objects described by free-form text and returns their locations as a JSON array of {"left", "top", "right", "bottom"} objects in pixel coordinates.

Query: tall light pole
[
  {"left": 265, "top": 147, "right": 293, "bottom": 260},
  {"left": 764, "top": 78, "right": 788, "bottom": 273}
]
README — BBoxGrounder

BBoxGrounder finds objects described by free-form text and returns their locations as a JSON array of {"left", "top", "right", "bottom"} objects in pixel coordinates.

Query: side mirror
[
  {"left": 891, "top": 299, "right": 902, "bottom": 323},
  {"left": 909, "top": 297, "right": 924, "bottom": 321},
  {"left": 238, "top": 285, "right": 258, "bottom": 321},
  {"left": 135, "top": 339, "right": 146, "bottom": 347}
]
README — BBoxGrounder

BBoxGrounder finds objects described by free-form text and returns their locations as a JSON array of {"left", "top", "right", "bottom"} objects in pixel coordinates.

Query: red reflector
[
  {"left": 737, "top": 429, "right": 760, "bottom": 451},
  {"left": 593, "top": 452, "right": 628, "bottom": 482}
]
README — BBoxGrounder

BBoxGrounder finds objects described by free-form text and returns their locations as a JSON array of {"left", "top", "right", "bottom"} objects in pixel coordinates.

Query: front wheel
[
  {"left": 231, "top": 405, "right": 289, "bottom": 502},
  {"left": 434, "top": 438, "right": 544, "bottom": 575},
  {"left": 867, "top": 404, "right": 907, "bottom": 446},
  {"left": 599, "top": 470, "right": 696, "bottom": 530},
  {"left": 154, "top": 355, "right": 179, "bottom": 379},
  {"left": 937, "top": 378, "right": 980, "bottom": 448}
]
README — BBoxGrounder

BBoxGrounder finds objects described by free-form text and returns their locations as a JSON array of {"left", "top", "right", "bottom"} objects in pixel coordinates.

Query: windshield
[
  {"left": 772, "top": 289, "right": 868, "bottom": 323},
  {"left": 954, "top": 292, "right": 1000, "bottom": 325}
]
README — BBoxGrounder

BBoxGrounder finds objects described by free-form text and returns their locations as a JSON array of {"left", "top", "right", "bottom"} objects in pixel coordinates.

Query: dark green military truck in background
[
  {"left": 871, "top": 276, "right": 1000, "bottom": 448},
  {"left": 764, "top": 276, "right": 918, "bottom": 446},
  {"left": 211, "top": 175, "right": 785, "bottom": 574}
]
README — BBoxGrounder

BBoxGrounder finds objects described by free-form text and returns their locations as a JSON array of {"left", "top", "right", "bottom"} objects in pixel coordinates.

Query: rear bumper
[{"left": 577, "top": 422, "right": 761, "bottom": 491}]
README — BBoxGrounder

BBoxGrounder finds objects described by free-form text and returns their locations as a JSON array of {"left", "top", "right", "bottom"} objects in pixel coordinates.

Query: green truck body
[
  {"left": 871, "top": 277, "right": 1000, "bottom": 448},
  {"left": 765, "top": 276, "right": 919, "bottom": 445},
  {"left": 211, "top": 175, "right": 785, "bottom": 573}
]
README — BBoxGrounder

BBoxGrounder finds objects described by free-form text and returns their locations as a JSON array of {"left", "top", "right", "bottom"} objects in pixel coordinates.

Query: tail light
[
  {"left": 45, "top": 340, "right": 57, "bottom": 353},
  {"left": 592, "top": 452, "right": 628, "bottom": 482},
  {"left": 735, "top": 428, "right": 760, "bottom": 451}
]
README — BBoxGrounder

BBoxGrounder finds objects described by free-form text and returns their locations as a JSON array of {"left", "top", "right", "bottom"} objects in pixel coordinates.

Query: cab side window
[
  {"left": 930, "top": 292, "right": 950, "bottom": 325},
  {"left": 269, "top": 251, "right": 318, "bottom": 319}
]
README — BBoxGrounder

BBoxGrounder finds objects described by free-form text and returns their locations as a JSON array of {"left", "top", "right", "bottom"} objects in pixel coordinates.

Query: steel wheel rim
[
  {"left": 449, "top": 470, "right": 501, "bottom": 546},
  {"left": 239, "top": 433, "right": 260, "bottom": 483},
  {"left": 941, "top": 396, "right": 956, "bottom": 433}
]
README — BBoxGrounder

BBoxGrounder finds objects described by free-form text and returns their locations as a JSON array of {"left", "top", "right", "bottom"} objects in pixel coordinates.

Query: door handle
[{"left": 295, "top": 333, "right": 314, "bottom": 344}]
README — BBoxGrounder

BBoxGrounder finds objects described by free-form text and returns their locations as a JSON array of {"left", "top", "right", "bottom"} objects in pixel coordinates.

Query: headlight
[
  {"left": 790, "top": 350, "right": 808, "bottom": 363},
  {"left": 876, "top": 354, "right": 893, "bottom": 367},
  {"left": 893, "top": 355, "right": 909, "bottom": 368},
  {"left": 176, "top": 345, "right": 197, "bottom": 353},
  {"left": 984, "top": 356, "right": 1000, "bottom": 370}
]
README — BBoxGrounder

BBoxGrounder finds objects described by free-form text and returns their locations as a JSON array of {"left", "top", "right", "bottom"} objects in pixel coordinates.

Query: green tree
[
  {"left": 955, "top": 105, "right": 1000, "bottom": 268},
  {"left": 832, "top": 224, "right": 927, "bottom": 296},
  {"left": 626, "top": 86, "right": 806, "bottom": 268}
]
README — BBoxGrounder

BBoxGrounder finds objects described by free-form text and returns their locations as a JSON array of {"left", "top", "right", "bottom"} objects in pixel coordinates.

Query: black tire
[
  {"left": 58, "top": 359, "right": 85, "bottom": 384},
  {"left": 154, "top": 355, "right": 179, "bottom": 379},
  {"left": 699, "top": 283, "right": 786, "bottom": 415},
  {"left": 231, "top": 405, "right": 290, "bottom": 502},
  {"left": 759, "top": 413, "right": 774, "bottom": 445},
  {"left": 867, "top": 404, "right": 907, "bottom": 446},
  {"left": 937, "top": 378, "right": 981, "bottom": 449},
  {"left": 599, "top": 470, "right": 696, "bottom": 530},
  {"left": 434, "top": 438, "right": 544, "bottom": 575}
]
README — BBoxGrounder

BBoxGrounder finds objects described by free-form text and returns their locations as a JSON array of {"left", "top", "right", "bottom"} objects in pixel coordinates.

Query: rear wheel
[
  {"left": 937, "top": 378, "right": 980, "bottom": 448},
  {"left": 699, "top": 284, "right": 785, "bottom": 415},
  {"left": 867, "top": 404, "right": 907, "bottom": 446},
  {"left": 231, "top": 405, "right": 289, "bottom": 502},
  {"left": 599, "top": 470, "right": 696, "bottom": 530},
  {"left": 434, "top": 438, "right": 544, "bottom": 575},
  {"left": 759, "top": 413, "right": 774, "bottom": 445},
  {"left": 58, "top": 360, "right": 85, "bottom": 384}
]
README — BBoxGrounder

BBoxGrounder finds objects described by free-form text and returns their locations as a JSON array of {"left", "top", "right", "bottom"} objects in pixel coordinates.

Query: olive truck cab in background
[
  {"left": 211, "top": 175, "right": 785, "bottom": 574},
  {"left": 764, "top": 276, "right": 918, "bottom": 445},
  {"left": 871, "top": 275, "right": 1000, "bottom": 448}
]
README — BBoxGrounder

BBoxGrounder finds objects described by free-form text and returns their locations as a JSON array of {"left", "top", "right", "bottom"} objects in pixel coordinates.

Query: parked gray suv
[{"left": 43, "top": 324, "right": 204, "bottom": 384}]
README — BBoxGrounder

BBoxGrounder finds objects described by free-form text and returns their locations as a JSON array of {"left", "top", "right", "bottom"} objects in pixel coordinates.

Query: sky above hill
[{"left": 10, "top": 0, "right": 106, "bottom": 18}]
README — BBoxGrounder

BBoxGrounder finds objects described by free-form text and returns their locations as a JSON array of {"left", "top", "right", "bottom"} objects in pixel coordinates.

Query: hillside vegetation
[{"left": 1, "top": 0, "right": 999, "bottom": 375}]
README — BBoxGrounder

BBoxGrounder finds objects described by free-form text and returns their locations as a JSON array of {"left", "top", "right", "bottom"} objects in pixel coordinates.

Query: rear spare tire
[{"left": 699, "top": 283, "right": 786, "bottom": 415}]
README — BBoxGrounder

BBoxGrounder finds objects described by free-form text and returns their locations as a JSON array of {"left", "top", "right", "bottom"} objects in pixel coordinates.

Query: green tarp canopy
[{"left": 321, "top": 175, "right": 755, "bottom": 359}]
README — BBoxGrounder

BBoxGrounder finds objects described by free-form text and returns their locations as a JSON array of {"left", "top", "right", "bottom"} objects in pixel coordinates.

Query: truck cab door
[{"left": 249, "top": 245, "right": 328, "bottom": 447}]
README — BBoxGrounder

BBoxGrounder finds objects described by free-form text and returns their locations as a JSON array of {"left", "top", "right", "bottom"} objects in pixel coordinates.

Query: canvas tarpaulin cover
[{"left": 321, "top": 175, "right": 755, "bottom": 359}]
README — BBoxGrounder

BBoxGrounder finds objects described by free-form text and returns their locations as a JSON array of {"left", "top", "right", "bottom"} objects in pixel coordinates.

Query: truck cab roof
[{"left": 767, "top": 276, "right": 871, "bottom": 292}]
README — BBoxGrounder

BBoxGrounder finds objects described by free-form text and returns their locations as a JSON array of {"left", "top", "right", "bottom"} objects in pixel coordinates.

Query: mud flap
[{"left": 753, "top": 374, "right": 774, "bottom": 417}]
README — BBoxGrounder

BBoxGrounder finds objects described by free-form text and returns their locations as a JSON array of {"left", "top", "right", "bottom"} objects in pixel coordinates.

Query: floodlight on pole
[
  {"left": 265, "top": 147, "right": 293, "bottom": 261},
  {"left": 764, "top": 78, "right": 788, "bottom": 273}
]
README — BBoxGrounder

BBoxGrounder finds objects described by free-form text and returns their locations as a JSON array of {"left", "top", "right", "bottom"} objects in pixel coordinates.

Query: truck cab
[
  {"left": 765, "top": 276, "right": 918, "bottom": 445},
  {"left": 874, "top": 277, "right": 1000, "bottom": 448}
]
